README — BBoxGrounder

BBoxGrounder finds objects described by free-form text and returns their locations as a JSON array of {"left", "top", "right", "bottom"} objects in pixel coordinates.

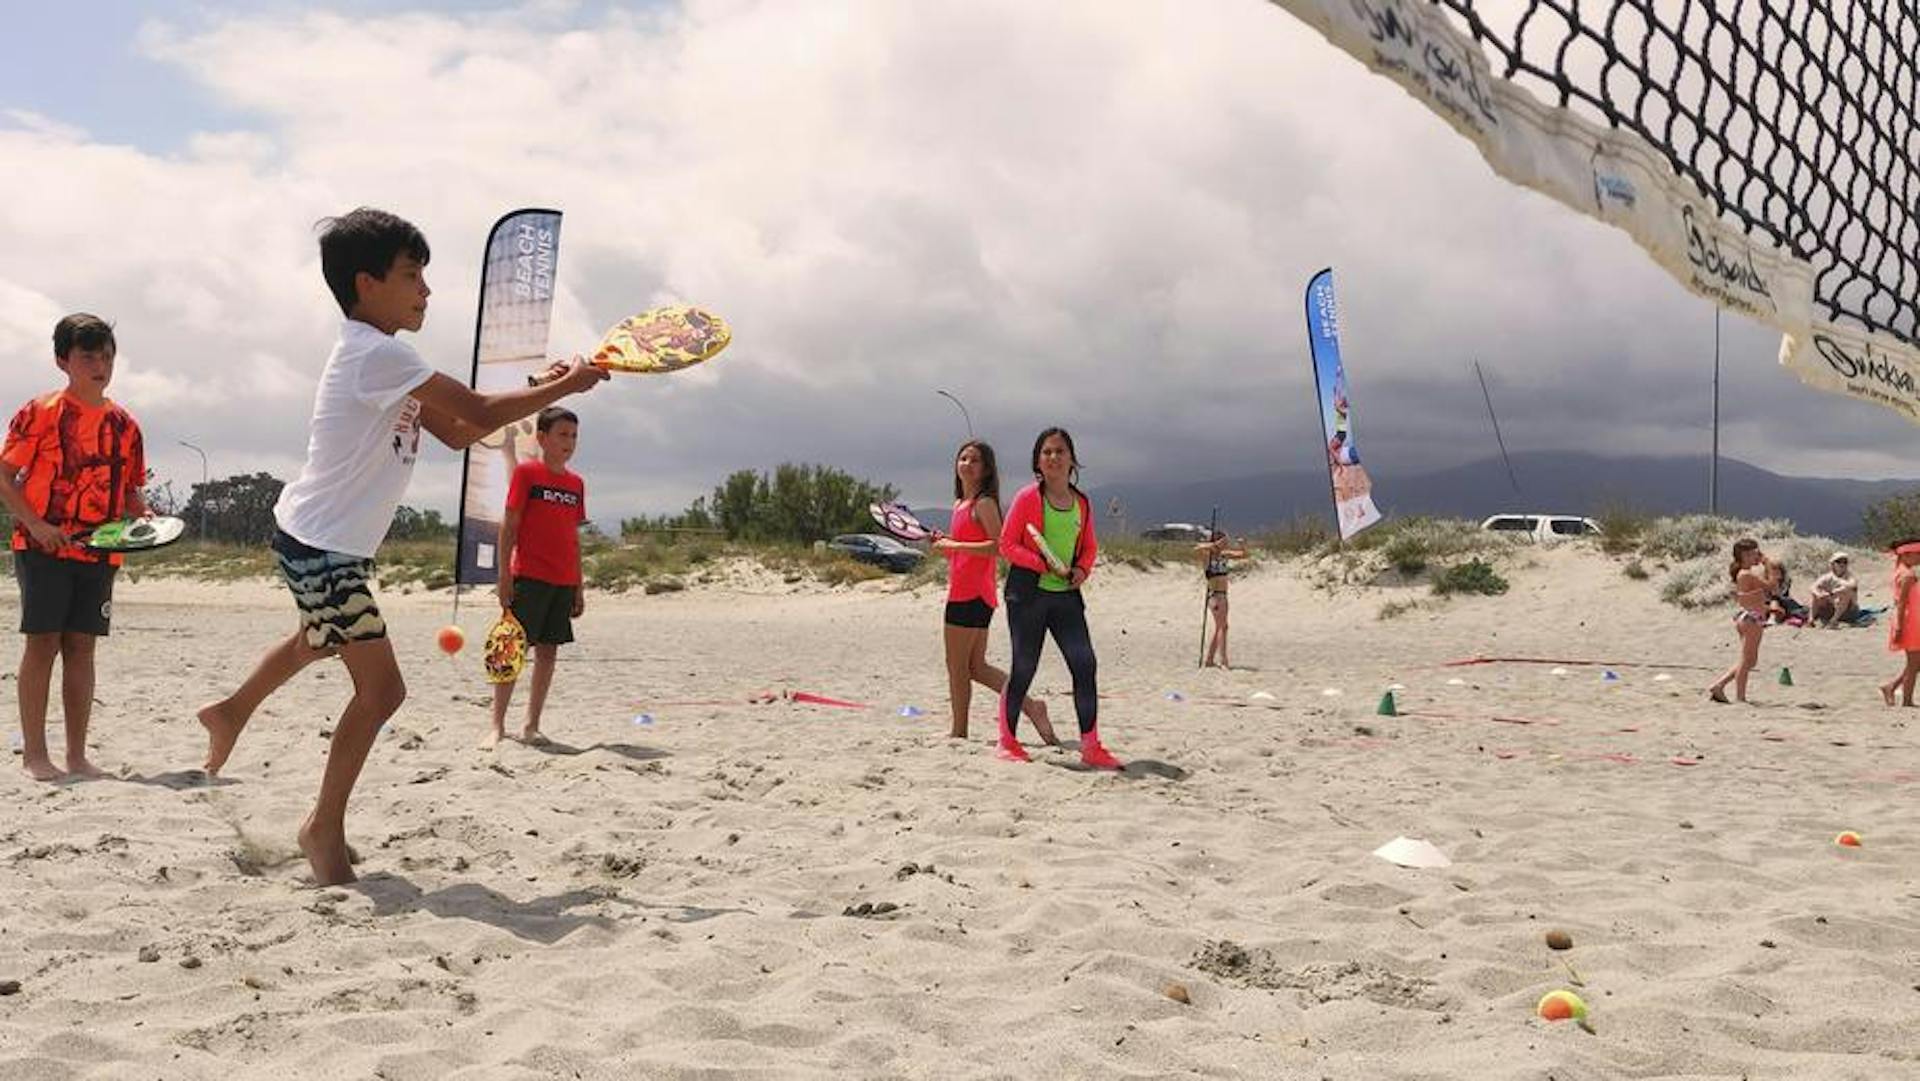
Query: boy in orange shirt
[
  {"left": 0, "top": 314, "right": 147, "bottom": 780},
  {"left": 485, "top": 407, "right": 586, "bottom": 748}
]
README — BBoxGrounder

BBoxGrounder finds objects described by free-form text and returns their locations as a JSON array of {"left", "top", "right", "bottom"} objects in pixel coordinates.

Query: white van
[{"left": 1479, "top": 514, "right": 1602, "bottom": 543}]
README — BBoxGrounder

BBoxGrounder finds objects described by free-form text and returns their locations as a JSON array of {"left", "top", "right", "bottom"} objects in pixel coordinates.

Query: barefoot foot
[
  {"left": 1027, "top": 700, "right": 1060, "bottom": 746},
  {"left": 22, "top": 755, "right": 63, "bottom": 781},
  {"left": 198, "top": 701, "right": 246, "bottom": 776},
  {"left": 1707, "top": 688, "right": 1730, "bottom": 704},
  {"left": 63, "top": 755, "right": 108, "bottom": 780},
  {"left": 298, "top": 818, "right": 357, "bottom": 886},
  {"left": 1882, "top": 685, "right": 1897, "bottom": 707},
  {"left": 480, "top": 728, "right": 505, "bottom": 750},
  {"left": 520, "top": 728, "right": 550, "bottom": 747}
]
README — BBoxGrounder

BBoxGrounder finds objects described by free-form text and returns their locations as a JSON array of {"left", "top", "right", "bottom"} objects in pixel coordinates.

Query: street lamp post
[
  {"left": 179, "top": 440, "right": 208, "bottom": 537},
  {"left": 935, "top": 389, "right": 974, "bottom": 439}
]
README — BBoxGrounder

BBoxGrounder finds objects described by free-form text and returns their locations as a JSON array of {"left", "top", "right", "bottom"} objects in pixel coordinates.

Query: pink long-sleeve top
[{"left": 998, "top": 481, "right": 1098, "bottom": 583}]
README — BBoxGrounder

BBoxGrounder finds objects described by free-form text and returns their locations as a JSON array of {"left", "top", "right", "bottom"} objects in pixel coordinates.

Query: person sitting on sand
[
  {"left": 1762, "top": 556, "right": 1805, "bottom": 625},
  {"left": 1708, "top": 538, "right": 1775, "bottom": 704},
  {"left": 1808, "top": 552, "right": 1860, "bottom": 628}
]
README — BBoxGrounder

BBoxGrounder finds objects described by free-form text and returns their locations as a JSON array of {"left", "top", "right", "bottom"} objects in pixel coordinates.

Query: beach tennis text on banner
[
  {"left": 455, "top": 209, "right": 562, "bottom": 587},
  {"left": 1304, "top": 268, "right": 1382, "bottom": 540},
  {"left": 1263, "top": 0, "right": 1920, "bottom": 423}
]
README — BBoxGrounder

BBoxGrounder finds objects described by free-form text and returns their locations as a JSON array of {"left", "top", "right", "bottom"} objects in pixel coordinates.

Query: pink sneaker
[
  {"left": 993, "top": 698, "right": 1030, "bottom": 762},
  {"left": 1079, "top": 735, "right": 1123, "bottom": 771}
]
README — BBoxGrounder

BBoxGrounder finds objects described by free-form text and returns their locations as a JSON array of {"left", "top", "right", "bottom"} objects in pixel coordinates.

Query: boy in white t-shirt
[{"left": 197, "top": 207, "right": 605, "bottom": 886}]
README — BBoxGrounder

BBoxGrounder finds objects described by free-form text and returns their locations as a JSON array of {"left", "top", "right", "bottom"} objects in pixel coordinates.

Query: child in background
[
  {"left": 0, "top": 314, "right": 146, "bottom": 780},
  {"left": 486, "top": 407, "right": 588, "bottom": 748}
]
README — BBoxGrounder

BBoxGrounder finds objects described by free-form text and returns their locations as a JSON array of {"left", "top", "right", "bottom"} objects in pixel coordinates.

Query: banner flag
[
  {"left": 455, "top": 208, "right": 562, "bottom": 587},
  {"left": 1265, "top": 0, "right": 1920, "bottom": 422},
  {"left": 1304, "top": 267, "right": 1382, "bottom": 540}
]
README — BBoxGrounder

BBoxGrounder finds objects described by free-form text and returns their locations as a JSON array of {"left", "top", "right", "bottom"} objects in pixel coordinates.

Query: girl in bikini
[
  {"left": 929, "top": 440, "right": 1057, "bottom": 743},
  {"left": 1708, "top": 538, "right": 1774, "bottom": 704},
  {"left": 1197, "top": 530, "right": 1248, "bottom": 668},
  {"left": 1878, "top": 540, "right": 1920, "bottom": 706}
]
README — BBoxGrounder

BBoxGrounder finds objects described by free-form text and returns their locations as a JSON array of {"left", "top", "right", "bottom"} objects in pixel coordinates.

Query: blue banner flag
[{"left": 1304, "top": 267, "right": 1382, "bottom": 539}]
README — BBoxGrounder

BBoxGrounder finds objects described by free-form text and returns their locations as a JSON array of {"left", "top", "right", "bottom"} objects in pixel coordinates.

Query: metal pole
[
  {"left": 178, "top": 440, "right": 208, "bottom": 537},
  {"left": 1710, "top": 309, "right": 1720, "bottom": 516},
  {"left": 1198, "top": 506, "right": 1218, "bottom": 668},
  {"left": 1474, "top": 361, "right": 1520, "bottom": 494},
  {"left": 935, "top": 389, "right": 974, "bottom": 440}
]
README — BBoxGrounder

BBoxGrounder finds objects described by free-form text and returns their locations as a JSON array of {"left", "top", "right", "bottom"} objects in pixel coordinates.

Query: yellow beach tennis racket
[{"left": 529, "top": 305, "right": 731, "bottom": 386}]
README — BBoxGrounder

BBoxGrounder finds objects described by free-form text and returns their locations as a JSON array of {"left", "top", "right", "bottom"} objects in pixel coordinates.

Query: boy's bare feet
[
  {"left": 198, "top": 701, "right": 245, "bottom": 775},
  {"left": 22, "top": 755, "right": 63, "bottom": 781},
  {"left": 480, "top": 728, "right": 505, "bottom": 750},
  {"left": 1882, "top": 685, "right": 1897, "bottom": 707},
  {"left": 298, "top": 816, "right": 357, "bottom": 886},
  {"left": 520, "top": 727, "right": 550, "bottom": 746},
  {"left": 64, "top": 755, "right": 108, "bottom": 779},
  {"left": 1028, "top": 700, "right": 1060, "bottom": 746},
  {"left": 1707, "top": 688, "right": 1730, "bottom": 704}
]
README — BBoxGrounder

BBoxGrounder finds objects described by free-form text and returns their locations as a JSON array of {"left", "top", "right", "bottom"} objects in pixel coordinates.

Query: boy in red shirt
[
  {"left": 0, "top": 314, "right": 147, "bottom": 780},
  {"left": 486, "top": 407, "right": 586, "bottom": 748}
]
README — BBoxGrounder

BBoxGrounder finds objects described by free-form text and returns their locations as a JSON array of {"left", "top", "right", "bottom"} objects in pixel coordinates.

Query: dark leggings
[{"left": 1001, "top": 577, "right": 1098, "bottom": 737}]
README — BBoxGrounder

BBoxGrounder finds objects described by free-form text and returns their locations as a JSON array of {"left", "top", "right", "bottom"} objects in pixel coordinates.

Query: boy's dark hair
[
  {"left": 537, "top": 406, "right": 578, "bottom": 432},
  {"left": 318, "top": 208, "right": 431, "bottom": 315},
  {"left": 53, "top": 313, "right": 116, "bottom": 359}
]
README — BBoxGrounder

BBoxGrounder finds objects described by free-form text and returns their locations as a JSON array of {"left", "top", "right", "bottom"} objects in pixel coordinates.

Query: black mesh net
[{"left": 1424, "top": 0, "right": 1918, "bottom": 348}]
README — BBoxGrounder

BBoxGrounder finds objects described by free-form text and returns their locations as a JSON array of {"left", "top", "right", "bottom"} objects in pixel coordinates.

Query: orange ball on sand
[
  {"left": 1536, "top": 990, "right": 1588, "bottom": 1022},
  {"left": 1835, "top": 831, "right": 1863, "bottom": 847},
  {"left": 437, "top": 624, "right": 466, "bottom": 655}
]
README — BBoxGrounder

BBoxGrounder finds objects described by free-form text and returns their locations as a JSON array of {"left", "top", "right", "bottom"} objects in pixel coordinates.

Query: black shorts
[
  {"left": 14, "top": 549, "right": 117, "bottom": 636},
  {"left": 273, "top": 529, "right": 386, "bottom": 649},
  {"left": 511, "top": 577, "right": 577, "bottom": 646},
  {"left": 944, "top": 598, "right": 994, "bottom": 629}
]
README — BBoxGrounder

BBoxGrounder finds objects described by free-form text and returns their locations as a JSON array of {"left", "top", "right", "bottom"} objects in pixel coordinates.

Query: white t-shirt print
[{"left": 274, "top": 319, "right": 437, "bottom": 558}]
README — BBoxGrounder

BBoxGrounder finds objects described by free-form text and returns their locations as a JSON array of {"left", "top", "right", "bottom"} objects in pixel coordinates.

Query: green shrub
[
  {"left": 1381, "top": 533, "right": 1430, "bottom": 577},
  {"left": 1861, "top": 491, "right": 1920, "bottom": 550},
  {"left": 1256, "top": 515, "right": 1335, "bottom": 557},
  {"left": 1593, "top": 500, "right": 1652, "bottom": 555},
  {"left": 1623, "top": 559, "right": 1649, "bottom": 580},
  {"left": 1377, "top": 598, "right": 1422, "bottom": 620},
  {"left": 1431, "top": 559, "right": 1508, "bottom": 596}
]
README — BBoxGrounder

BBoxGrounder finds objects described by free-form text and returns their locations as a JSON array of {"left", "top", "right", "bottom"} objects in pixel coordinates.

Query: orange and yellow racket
[{"left": 529, "top": 305, "right": 731, "bottom": 385}]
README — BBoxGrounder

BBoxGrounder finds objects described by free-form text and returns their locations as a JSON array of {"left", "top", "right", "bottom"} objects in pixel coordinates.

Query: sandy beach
[{"left": 1, "top": 545, "right": 1917, "bottom": 1078}]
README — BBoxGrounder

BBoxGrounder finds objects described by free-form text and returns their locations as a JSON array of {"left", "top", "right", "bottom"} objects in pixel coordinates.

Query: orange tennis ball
[
  {"left": 1536, "top": 990, "right": 1588, "bottom": 1022},
  {"left": 1835, "top": 831, "right": 1862, "bottom": 847},
  {"left": 437, "top": 624, "right": 466, "bottom": 655}
]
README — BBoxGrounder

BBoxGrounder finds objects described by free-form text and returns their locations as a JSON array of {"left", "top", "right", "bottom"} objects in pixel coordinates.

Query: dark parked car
[{"left": 827, "top": 533, "right": 925, "bottom": 573}]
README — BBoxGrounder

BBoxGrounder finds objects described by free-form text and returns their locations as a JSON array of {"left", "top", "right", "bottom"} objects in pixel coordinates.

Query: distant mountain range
[{"left": 1063, "top": 453, "right": 1919, "bottom": 541}]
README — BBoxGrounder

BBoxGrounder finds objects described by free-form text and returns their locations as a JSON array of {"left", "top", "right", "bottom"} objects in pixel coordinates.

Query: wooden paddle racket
[
  {"left": 869, "top": 501, "right": 941, "bottom": 543},
  {"left": 79, "top": 515, "right": 187, "bottom": 553},
  {"left": 529, "top": 305, "right": 731, "bottom": 386},
  {"left": 1025, "top": 523, "right": 1070, "bottom": 576},
  {"left": 483, "top": 611, "right": 527, "bottom": 684}
]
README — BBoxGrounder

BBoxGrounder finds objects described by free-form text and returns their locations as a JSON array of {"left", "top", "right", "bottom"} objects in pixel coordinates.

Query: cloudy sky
[{"left": 2, "top": 0, "right": 1912, "bottom": 526}]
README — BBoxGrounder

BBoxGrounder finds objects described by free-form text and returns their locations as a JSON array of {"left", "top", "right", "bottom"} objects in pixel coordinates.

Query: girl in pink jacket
[{"left": 995, "top": 427, "right": 1121, "bottom": 769}]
